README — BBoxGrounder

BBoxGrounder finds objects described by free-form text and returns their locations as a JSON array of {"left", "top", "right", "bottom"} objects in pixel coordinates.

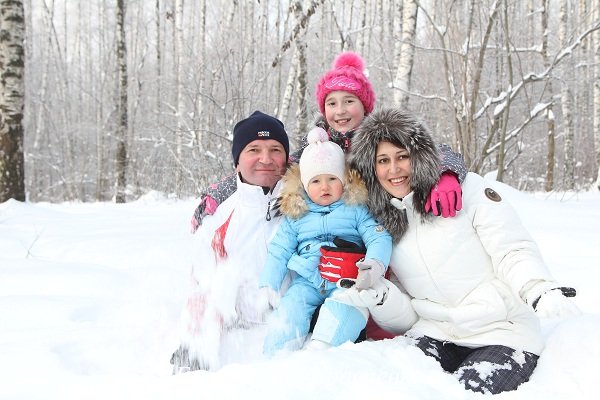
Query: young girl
[
  {"left": 258, "top": 128, "right": 392, "bottom": 355},
  {"left": 190, "top": 52, "right": 467, "bottom": 232}
]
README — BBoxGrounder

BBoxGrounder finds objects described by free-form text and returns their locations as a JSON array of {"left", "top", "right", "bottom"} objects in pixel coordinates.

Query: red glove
[
  {"left": 425, "top": 172, "right": 463, "bottom": 218},
  {"left": 319, "top": 238, "right": 366, "bottom": 283}
]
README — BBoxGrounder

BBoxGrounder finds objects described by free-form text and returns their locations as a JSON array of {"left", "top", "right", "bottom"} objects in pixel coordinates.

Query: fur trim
[
  {"left": 348, "top": 108, "right": 441, "bottom": 241},
  {"left": 276, "top": 164, "right": 368, "bottom": 220}
]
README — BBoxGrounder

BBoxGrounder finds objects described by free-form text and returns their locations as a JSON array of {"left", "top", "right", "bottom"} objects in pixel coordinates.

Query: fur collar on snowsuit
[
  {"left": 348, "top": 108, "right": 441, "bottom": 242},
  {"left": 275, "top": 164, "right": 369, "bottom": 220}
]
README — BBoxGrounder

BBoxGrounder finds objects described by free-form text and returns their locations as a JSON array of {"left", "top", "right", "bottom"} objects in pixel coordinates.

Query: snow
[{"left": 1, "top": 183, "right": 599, "bottom": 400}]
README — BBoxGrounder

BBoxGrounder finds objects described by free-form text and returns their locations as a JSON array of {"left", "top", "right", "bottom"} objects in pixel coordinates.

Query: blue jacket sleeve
[
  {"left": 355, "top": 206, "right": 393, "bottom": 267},
  {"left": 259, "top": 218, "right": 298, "bottom": 291}
]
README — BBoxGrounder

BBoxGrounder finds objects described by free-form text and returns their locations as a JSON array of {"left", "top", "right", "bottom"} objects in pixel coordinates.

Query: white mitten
[
  {"left": 355, "top": 259, "right": 385, "bottom": 290},
  {"left": 256, "top": 287, "right": 280, "bottom": 315},
  {"left": 333, "top": 278, "right": 389, "bottom": 309},
  {"left": 534, "top": 287, "right": 580, "bottom": 318}
]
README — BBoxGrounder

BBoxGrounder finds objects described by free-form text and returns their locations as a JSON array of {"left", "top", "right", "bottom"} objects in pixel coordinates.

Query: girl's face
[
  {"left": 324, "top": 91, "right": 366, "bottom": 133},
  {"left": 306, "top": 174, "right": 344, "bottom": 206},
  {"left": 375, "top": 141, "right": 412, "bottom": 199}
]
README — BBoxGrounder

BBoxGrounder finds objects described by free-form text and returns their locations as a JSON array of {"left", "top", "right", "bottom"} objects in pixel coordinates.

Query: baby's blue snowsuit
[{"left": 259, "top": 168, "right": 392, "bottom": 355}]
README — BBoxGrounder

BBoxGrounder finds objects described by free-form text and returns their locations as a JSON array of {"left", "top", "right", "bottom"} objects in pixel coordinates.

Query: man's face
[{"left": 236, "top": 139, "right": 287, "bottom": 188}]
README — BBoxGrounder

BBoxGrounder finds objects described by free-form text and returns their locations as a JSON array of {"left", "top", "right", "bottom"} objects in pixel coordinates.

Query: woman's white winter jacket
[{"left": 370, "top": 173, "right": 556, "bottom": 355}]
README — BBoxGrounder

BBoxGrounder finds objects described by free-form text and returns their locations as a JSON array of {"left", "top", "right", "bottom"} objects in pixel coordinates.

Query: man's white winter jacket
[{"left": 189, "top": 176, "right": 283, "bottom": 325}]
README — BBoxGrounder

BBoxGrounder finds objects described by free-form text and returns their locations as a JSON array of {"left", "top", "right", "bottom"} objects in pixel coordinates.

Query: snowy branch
[
  {"left": 476, "top": 19, "right": 600, "bottom": 121},
  {"left": 486, "top": 101, "right": 552, "bottom": 155}
]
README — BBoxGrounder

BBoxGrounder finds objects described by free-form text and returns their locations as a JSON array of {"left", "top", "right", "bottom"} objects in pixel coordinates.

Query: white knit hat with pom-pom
[{"left": 299, "top": 127, "right": 346, "bottom": 191}]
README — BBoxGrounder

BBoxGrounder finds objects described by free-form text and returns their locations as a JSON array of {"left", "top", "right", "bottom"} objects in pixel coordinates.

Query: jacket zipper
[{"left": 265, "top": 198, "right": 272, "bottom": 221}]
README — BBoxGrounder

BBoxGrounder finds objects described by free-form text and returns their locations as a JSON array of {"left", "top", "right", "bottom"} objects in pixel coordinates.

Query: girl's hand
[{"left": 425, "top": 172, "right": 462, "bottom": 217}]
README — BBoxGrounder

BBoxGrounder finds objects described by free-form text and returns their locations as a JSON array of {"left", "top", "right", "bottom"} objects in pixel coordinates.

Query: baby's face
[
  {"left": 324, "top": 91, "right": 366, "bottom": 133},
  {"left": 306, "top": 174, "right": 344, "bottom": 206}
]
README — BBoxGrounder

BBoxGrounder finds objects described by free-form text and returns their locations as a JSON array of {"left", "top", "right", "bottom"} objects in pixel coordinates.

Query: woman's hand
[{"left": 332, "top": 278, "right": 389, "bottom": 308}]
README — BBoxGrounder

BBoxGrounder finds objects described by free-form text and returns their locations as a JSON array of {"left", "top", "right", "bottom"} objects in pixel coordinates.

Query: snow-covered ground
[{"left": 1, "top": 183, "right": 599, "bottom": 400}]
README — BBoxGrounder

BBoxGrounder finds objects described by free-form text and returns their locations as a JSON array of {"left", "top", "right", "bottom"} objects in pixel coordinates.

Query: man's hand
[{"left": 256, "top": 287, "right": 280, "bottom": 316}]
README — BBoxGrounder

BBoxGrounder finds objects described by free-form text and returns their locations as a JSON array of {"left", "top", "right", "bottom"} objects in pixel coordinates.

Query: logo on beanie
[
  {"left": 325, "top": 76, "right": 360, "bottom": 91},
  {"left": 257, "top": 130, "right": 271, "bottom": 137}
]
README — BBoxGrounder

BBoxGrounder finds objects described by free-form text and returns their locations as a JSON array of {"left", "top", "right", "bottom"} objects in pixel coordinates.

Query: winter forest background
[{"left": 1, "top": 0, "right": 600, "bottom": 203}]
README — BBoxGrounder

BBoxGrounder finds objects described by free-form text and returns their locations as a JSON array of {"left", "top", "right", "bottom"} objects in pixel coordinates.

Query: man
[{"left": 171, "top": 110, "right": 290, "bottom": 373}]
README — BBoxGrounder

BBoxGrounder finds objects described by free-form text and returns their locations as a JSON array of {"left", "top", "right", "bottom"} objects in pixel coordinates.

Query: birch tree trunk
[
  {"left": 0, "top": 0, "right": 25, "bottom": 202},
  {"left": 594, "top": 0, "right": 600, "bottom": 190},
  {"left": 96, "top": 0, "right": 109, "bottom": 201},
  {"left": 293, "top": 1, "right": 309, "bottom": 143},
  {"left": 393, "top": 0, "right": 417, "bottom": 107},
  {"left": 495, "top": 0, "right": 515, "bottom": 183},
  {"left": 194, "top": 0, "right": 206, "bottom": 160},
  {"left": 30, "top": 0, "right": 50, "bottom": 201},
  {"left": 115, "top": 0, "right": 128, "bottom": 203},
  {"left": 391, "top": 0, "right": 402, "bottom": 98},
  {"left": 277, "top": 1, "right": 297, "bottom": 123},
  {"left": 357, "top": 0, "right": 367, "bottom": 57},
  {"left": 560, "top": 0, "right": 575, "bottom": 189},
  {"left": 278, "top": 53, "right": 297, "bottom": 124},
  {"left": 174, "top": 0, "right": 184, "bottom": 195},
  {"left": 542, "top": 0, "right": 556, "bottom": 192},
  {"left": 155, "top": 0, "right": 161, "bottom": 123},
  {"left": 576, "top": 0, "right": 590, "bottom": 143}
]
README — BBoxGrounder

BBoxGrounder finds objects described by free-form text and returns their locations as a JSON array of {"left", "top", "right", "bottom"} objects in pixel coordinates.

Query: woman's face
[
  {"left": 324, "top": 91, "right": 366, "bottom": 133},
  {"left": 375, "top": 141, "right": 411, "bottom": 198}
]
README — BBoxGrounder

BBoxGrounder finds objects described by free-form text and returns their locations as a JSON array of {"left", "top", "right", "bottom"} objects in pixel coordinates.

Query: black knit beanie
[{"left": 231, "top": 111, "right": 290, "bottom": 166}]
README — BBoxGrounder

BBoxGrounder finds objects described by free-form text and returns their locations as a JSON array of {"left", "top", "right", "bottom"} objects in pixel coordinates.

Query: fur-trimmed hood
[
  {"left": 276, "top": 164, "right": 369, "bottom": 219},
  {"left": 348, "top": 108, "right": 441, "bottom": 241}
]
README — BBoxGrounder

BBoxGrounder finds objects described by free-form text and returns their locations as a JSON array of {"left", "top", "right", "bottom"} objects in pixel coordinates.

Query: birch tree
[
  {"left": 115, "top": 0, "right": 128, "bottom": 203},
  {"left": 174, "top": 0, "right": 184, "bottom": 194},
  {"left": 273, "top": 0, "right": 323, "bottom": 145},
  {"left": 541, "top": 0, "right": 556, "bottom": 192},
  {"left": 393, "top": 0, "right": 417, "bottom": 107},
  {"left": 495, "top": 0, "right": 515, "bottom": 183},
  {"left": 96, "top": 0, "right": 110, "bottom": 201},
  {"left": 594, "top": 0, "right": 600, "bottom": 190},
  {"left": 560, "top": 0, "right": 575, "bottom": 189},
  {"left": 192, "top": 0, "right": 206, "bottom": 162},
  {"left": 0, "top": 0, "right": 25, "bottom": 202},
  {"left": 292, "top": 0, "right": 309, "bottom": 141},
  {"left": 391, "top": 1, "right": 402, "bottom": 101}
]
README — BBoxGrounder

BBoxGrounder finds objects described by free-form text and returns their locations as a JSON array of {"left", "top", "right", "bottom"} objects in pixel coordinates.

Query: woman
[{"left": 337, "top": 108, "right": 578, "bottom": 394}]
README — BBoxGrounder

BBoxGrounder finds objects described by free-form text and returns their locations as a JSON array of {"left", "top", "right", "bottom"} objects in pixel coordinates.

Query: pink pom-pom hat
[{"left": 315, "top": 51, "right": 375, "bottom": 116}]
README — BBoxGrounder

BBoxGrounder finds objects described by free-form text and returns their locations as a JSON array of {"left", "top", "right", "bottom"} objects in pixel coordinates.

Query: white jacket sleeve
[
  {"left": 369, "top": 279, "right": 418, "bottom": 334},
  {"left": 465, "top": 173, "right": 558, "bottom": 303}
]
